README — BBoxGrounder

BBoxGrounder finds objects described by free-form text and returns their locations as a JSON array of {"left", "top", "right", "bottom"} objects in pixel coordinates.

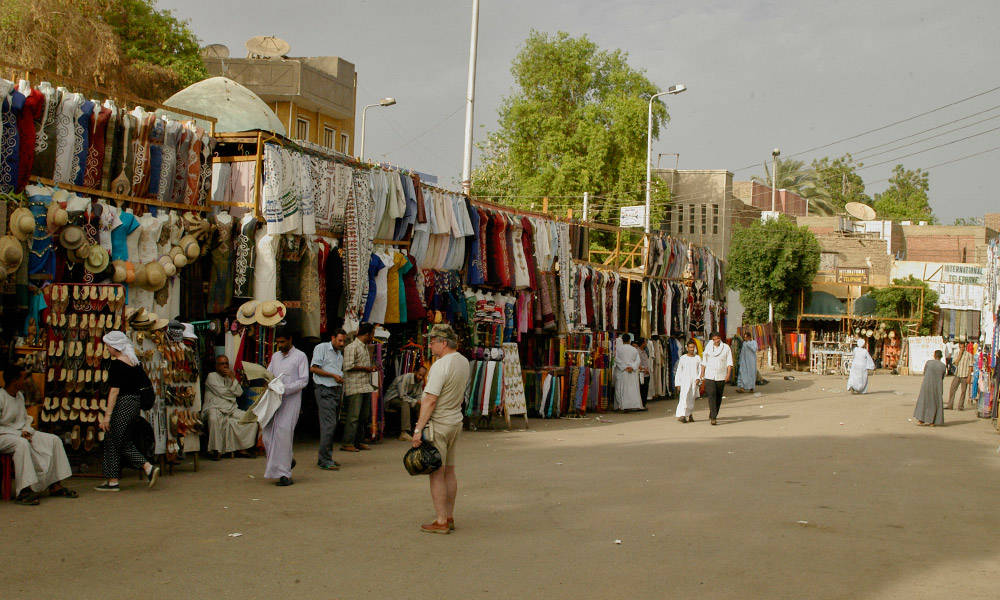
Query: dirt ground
[{"left": 4, "top": 371, "right": 1000, "bottom": 599}]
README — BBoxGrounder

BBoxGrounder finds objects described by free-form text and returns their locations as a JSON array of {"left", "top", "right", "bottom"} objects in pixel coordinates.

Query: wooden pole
[{"left": 542, "top": 197, "right": 549, "bottom": 213}]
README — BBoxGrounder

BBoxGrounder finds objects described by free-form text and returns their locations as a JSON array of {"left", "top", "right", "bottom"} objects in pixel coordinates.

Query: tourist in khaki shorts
[{"left": 412, "top": 323, "right": 470, "bottom": 534}]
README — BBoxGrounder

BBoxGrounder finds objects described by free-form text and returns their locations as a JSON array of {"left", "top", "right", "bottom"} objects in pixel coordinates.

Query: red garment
[
  {"left": 16, "top": 88, "right": 44, "bottom": 190},
  {"left": 83, "top": 107, "right": 111, "bottom": 189},
  {"left": 317, "top": 239, "right": 329, "bottom": 334},
  {"left": 477, "top": 208, "right": 490, "bottom": 283},
  {"left": 403, "top": 255, "right": 426, "bottom": 320},
  {"left": 412, "top": 174, "right": 426, "bottom": 223},
  {"left": 491, "top": 211, "right": 511, "bottom": 288}
]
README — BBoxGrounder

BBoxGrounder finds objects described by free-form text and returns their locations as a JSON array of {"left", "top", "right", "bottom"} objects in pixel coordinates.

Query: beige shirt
[{"left": 424, "top": 351, "right": 470, "bottom": 426}]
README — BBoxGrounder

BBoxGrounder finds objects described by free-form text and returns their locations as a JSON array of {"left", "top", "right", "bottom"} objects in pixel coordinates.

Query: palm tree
[{"left": 753, "top": 158, "right": 837, "bottom": 216}]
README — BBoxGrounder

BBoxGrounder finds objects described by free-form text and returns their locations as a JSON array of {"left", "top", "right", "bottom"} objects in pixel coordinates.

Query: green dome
[{"left": 158, "top": 77, "right": 287, "bottom": 136}]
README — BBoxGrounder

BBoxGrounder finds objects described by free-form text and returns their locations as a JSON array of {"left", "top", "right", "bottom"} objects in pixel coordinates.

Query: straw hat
[
  {"left": 123, "top": 261, "right": 136, "bottom": 283},
  {"left": 47, "top": 202, "right": 68, "bottom": 230},
  {"left": 236, "top": 301, "right": 259, "bottom": 325},
  {"left": 84, "top": 246, "right": 110, "bottom": 274},
  {"left": 59, "top": 226, "right": 87, "bottom": 250},
  {"left": 111, "top": 260, "right": 128, "bottom": 283},
  {"left": 126, "top": 307, "right": 147, "bottom": 324},
  {"left": 0, "top": 235, "right": 24, "bottom": 272},
  {"left": 9, "top": 207, "right": 35, "bottom": 241},
  {"left": 141, "top": 261, "right": 167, "bottom": 291},
  {"left": 133, "top": 266, "right": 148, "bottom": 289},
  {"left": 154, "top": 286, "right": 170, "bottom": 307},
  {"left": 151, "top": 316, "right": 170, "bottom": 331},
  {"left": 158, "top": 255, "right": 177, "bottom": 277},
  {"left": 131, "top": 310, "right": 154, "bottom": 330},
  {"left": 168, "top": 246, "right": 188, "bottom": 268},
  {"left": 179, "top": 235, "right": 200, "bottom": 260},
  {"left": 255, "top": 300, "right": 286, "bottom": 327}
]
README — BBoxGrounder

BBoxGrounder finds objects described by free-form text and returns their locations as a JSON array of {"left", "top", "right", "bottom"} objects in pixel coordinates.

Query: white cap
[{"left": 182, "top": 323, "right": 198, "bottom": 340}]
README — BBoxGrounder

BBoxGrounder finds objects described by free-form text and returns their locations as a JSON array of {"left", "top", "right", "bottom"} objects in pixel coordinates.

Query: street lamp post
[
  {"left": 358, "top": 97, "right": 397, "bottom": 161},
  {"left": 770, "top": 147, "right": 780, "bottom": 212},
  {"left": 645, "top": 84, "right": 686, "bottom": 235}
]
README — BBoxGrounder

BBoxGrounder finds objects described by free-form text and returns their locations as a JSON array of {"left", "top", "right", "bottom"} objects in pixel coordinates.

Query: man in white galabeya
[{"left": 412, "top": 323, "right": 470, "bottom": 534}]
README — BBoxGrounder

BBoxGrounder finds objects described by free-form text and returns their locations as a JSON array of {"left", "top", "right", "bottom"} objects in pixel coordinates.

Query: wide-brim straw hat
[
  {"left": 59, "top": 225, "right": 87, "bottom": 250},
  {"left": 254, "top": 300, "right": 286, "bottom": 327},
  {"left": 151, "top": 317, "right": 170, "bottom": 331},
  {"left": 169, "top": 246, "right": 188, "bottom": 268},
  {"left": 111, "top": 260, "right": 128, "bottom": 283},
  {"left": 47, "top": 203, "right": 68, "bottom": 230},
  {"left": 141, "top": 261, "right": 167, "bottom": 291},
  {"left": 236, "top": 301, "right": 259, "bottom": 325},
  {"left": 84, "top": 246, "right": 110, "bottom": 274},
  {"left": 131, "top": 310, "right": 155, "bottom": 330},
  {"left": 0, "top": 235, "right": 24, "bottom": 272},
  {"left": 158, "top": 255, "right": 177, "bottom": 277},
  {"left": 9, "top": 207, "right": 35, "bottom": 241},
  {"left": 179, "top": 235, "right": 200, "bottom": 260}
]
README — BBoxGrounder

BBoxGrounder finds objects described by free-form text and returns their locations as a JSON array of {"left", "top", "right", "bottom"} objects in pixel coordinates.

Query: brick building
[
  {"left": 900, "top": 225, "right": 997, "bottom": 264},
  {"left": 733, "top": 181, "right": 807, "bottom": 217}
]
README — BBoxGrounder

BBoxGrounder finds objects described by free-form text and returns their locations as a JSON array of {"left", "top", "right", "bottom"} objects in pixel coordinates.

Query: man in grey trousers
[{"left": 310, "top": 329, "right": 346, "bottom": 470}]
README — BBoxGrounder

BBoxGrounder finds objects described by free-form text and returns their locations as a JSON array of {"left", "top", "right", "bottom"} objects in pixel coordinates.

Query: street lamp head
[
  {"left": 667, "top": 84, "right": 686, "bottom": 95},
  {"left": 379, "top": 97, "right": 397, "bottom": 107},
  {"left": 772, "top": 148, "right": 781, "bottom": 157}
]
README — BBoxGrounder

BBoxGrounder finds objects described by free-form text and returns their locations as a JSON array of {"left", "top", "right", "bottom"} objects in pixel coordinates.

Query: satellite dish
[
  {"left": 845, "top": 202, "right": 876, "bottom": 221},
  {"left": 200, "top": 44, "right": 230, "bottom": 59},
  {"left": 246, "top": 36, "right": 291, "bottom": 59}
]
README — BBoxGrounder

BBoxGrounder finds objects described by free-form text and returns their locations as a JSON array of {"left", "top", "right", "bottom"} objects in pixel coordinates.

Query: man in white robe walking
[
  {"left": 674, "top": 340, "right": 702, "bottom": 423},
  {"left": 265, "top": 328, "right": 309, "bottom": 486},
  {"left": 847, "top": 339, "right": 875, "bottom": 394}
]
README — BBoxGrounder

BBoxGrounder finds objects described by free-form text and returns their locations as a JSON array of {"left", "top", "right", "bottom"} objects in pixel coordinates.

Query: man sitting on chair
[
  {"left": 0, "top": 363, "right": 77, "bottom": 504},
  {"left": 385, "top": 364, "right": 427, "bottom": 441},
  {"left": 202, "top": 355, "right": 258, "bottom": 459}
]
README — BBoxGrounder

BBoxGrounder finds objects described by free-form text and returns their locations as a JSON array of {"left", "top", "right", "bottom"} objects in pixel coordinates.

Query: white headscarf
[
  {"left": 103, "top": 331, "right": 139, "bottom": 365},
  {"left": 856, "top": 338, "right": 865, "bottom": 348}
]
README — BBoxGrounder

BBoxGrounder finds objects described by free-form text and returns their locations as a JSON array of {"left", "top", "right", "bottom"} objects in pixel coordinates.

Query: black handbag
[
  {"left": 137, "top": 365, "right": 156, "bottom": 410},
  {"left": 403, "top": 440, "right": 442, "bottom": 476}
]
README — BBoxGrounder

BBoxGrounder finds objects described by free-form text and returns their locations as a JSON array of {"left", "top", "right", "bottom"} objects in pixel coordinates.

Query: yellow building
[{"left": 204, "top": 53, "right": 357, "bottom": 155}]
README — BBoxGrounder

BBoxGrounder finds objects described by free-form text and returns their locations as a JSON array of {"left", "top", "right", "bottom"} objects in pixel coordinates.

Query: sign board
[
  {"left": 836, "top": 267, "right": 869, "bottom": 284},
  {"left": 942, "top": 264, "right": 984, "bottom": 285},
  {"left": 619, "top": 205, "right": 646, "bottom": 228}
]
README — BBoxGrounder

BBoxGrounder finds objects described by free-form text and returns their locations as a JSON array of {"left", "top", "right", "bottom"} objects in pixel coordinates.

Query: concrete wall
[
  {"left": 813, "top": 234, "right": 894, "bottom": 286},
  {"left": 653, "top": 169, "right": 748, "bottom": 260}
]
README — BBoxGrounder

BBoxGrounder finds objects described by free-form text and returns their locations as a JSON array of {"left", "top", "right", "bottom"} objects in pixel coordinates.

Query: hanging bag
[{"left": 137, "top": 364, "right": 156, "bottom": 411}]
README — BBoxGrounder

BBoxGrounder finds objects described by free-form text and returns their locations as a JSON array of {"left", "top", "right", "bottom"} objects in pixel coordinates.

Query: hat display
[
  {"left": 46, "top": 202, "right": 68, "bottom": 230},
  {"left": 141, "top": 261, "right": 167, "bottom": 291},
  {"left": 181, "top": 323, "right": 197, "bottom": 340},
  {"left": 133, "top": 267, "right": 148, "bottom": 289},
  {"left": 131, "top": 310, "right": 155, "bottom": 330},
  {"left": 255, "top": 300, "right": 286, "bottom": 327},
  {"left": 84, "top": 246, "right": 110, "bottom": 274},
  {"left": 179, "top": 235, "right": 200, "bottom": 260},
  {"left": 9, "top": 207, "right": 35, "bottom": 242},
  {"left": 236, "top": 301, "right": 259, "bottom": 325},
  {"left": 0, "top": 235, "right": 24, "bottom": 271},
  {"left": 111, "top": 260, "right": 128, "bottom": 283},
  {"left": 59, "top": 226, "right": 87, "bottom": 250},
  {"left": 403, "top": 441, "right": 442, "bottom": 476},
  {"left": 169, "top": 246, "right": 188, "bottom": 268},
  {"left": 151, "top": 317, "right": 170, "bottom": 331},
  {"left": 428, "top": 323, "right": 458, "bottom": 344},
  {"left": 158, "top": 255, "right": 177, "bottom": 277}
]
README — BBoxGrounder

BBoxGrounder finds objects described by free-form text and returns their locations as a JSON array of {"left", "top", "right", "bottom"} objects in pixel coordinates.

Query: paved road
[{"left": 3, "top": 372, "right": 998, "bottom": 599}]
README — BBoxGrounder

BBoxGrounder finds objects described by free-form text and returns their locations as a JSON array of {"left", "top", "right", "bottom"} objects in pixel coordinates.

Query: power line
[
  {"left": 849, "top": 103, "right": 1000, "bottom": 156},
  {"left": 859, "top": 124, "right": 1000, "bottom": 170},
  {"left": 730, "top": 83, "right": 1000, "bottom": 172},
  {"left": 380, "top": 104, "right": 465, "bottom": 158},
  {"left": 853, "top": 114, "right": 1000, "bottom": 162},
  {"left": 864, "top": 143, "right": 1000, "bottom": 186}
]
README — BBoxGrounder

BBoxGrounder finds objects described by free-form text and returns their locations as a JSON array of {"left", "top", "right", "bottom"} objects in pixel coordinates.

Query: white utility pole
[
  {"left": 582, "top": 191, "right": 589, "bottom": 221},
  {"left": 460, "top": 0, "right": 480, "bottom": 194}
]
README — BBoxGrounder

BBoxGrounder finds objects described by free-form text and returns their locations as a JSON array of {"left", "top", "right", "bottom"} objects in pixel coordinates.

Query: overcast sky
[{"left": 161, "top": 0, "right": 1000, "bottom": 222}]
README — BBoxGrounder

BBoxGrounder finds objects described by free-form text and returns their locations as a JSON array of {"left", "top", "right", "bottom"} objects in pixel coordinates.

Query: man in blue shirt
[{"left": 311, "top": 329, "right": 346, "bottom": 470}]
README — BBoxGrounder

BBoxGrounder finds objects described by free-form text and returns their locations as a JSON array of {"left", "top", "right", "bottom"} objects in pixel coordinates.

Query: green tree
[
  {"left": 728, "top": 216, "right": 821, "bottom": 322},
  {"left": 472, "top": 30, "right": 671, "bottom": 229},
  {"left": 872, "top": 165, "right": 935, "bottom": 223},
  {"left": 102, "top": 0, "right": 207, "bottom": 91},
  {"left": 953, "top": 216, "right": 983, "bottom": 226},
  {"left": 753, "top": 157, "right": 841, "bottom": 216},
  {"left": 869, "top": 276, "right": 938, "bottom": 335},
  {"left": 810, "top": 154, "right": 871, "bottom": 215},
  {"left": 0, "top": 0, "right": 205, "bottom": 101}
]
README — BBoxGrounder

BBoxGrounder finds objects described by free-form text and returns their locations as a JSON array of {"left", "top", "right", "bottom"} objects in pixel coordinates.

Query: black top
[{"left": 107, "top": 359, "right": 147, "bottom": 395}]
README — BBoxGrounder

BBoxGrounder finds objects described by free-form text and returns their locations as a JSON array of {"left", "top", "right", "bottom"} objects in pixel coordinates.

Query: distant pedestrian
[
  {"left": 945, "top": 344, "right": 973, "bottom": 411},
  {"left": 735, "top": 338, "right": 759, "bottom": 393},
  {"left": 412, "top": 324, "right": 470, "bottom": 535},
  {"left": 311, "top": 329, "right": 346, "bottom": 470},
  {"left": 700, "top": 332, "right": 733, "bottom": 426},
  {"left": 847, "top": 339, "right": 875, "bottom": 394},
  {"left": 914, "top": 350, "right": 945, "bottom": 426},
  {"left": 614, "top": 334, "right": 643, "bottom": 412},
  {"left": 674, "top": 340, "right": 701, "bottom": 423},
  {"left": 341, "top": 323, "right": 378, "bottom": 453},
  {"left": 634, "top": 337, "right": 651, "bottom": 407}
]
